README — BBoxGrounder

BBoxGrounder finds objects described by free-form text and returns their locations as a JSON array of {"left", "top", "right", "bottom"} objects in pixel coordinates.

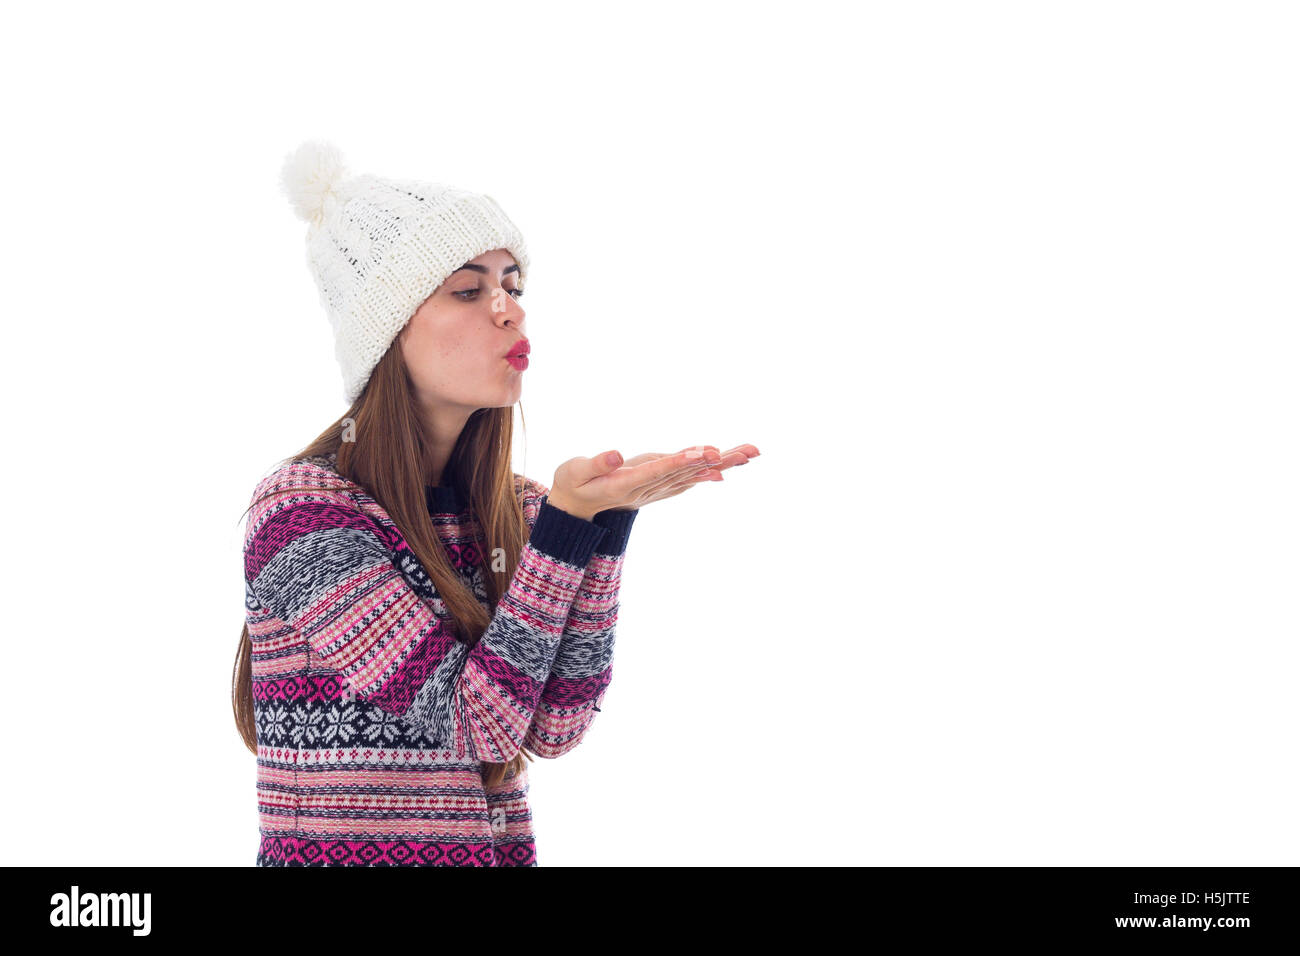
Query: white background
[{"left": 2, "top": 1, "right": 1296, "bottom": 866}]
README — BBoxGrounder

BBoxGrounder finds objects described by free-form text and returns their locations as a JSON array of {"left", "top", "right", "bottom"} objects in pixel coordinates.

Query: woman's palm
[{"left": 600, "top": 445, "right": 757, "bottom": 508}]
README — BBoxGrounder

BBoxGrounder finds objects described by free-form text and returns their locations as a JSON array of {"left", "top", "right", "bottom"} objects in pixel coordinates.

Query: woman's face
[{"left": 398, "top": 247, "right": 527, "bottom": 412}]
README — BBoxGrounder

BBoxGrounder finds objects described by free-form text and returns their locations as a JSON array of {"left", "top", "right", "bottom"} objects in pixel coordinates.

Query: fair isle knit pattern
[{"left": 243, "top": 451, "right": 636, "bottom": 866}]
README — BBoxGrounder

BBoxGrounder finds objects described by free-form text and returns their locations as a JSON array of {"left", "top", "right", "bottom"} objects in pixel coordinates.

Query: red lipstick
[{"left": 505, "top": 337, "right": 530, "bottom": 371}]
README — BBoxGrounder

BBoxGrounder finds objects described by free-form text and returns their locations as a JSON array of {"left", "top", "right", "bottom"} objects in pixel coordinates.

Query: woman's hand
[{"left": 547, "top": 444, "right": 761, "bottom": 520}]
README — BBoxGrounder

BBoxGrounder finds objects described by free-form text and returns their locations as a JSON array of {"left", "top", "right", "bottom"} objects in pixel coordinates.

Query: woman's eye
[{"left": 455, "top": 288, "right": 524, "bottom": 300}]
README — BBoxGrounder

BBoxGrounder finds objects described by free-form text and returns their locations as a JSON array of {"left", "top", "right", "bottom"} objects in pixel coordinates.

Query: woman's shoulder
[
  {"left": 246, "top": 451, "right": 370, "bottom": 531},
  {"left": 244, "top": 453, "right": 385, "bottom": 564},
  {"left": 251, "top": 450, "right": 355, "bottom": 498},
  {"left": 512, "top": 472, "right": 551, "bottom": 497},
  {"left": 513, "top": 472, "right": 551, "bottom": 526},
  {"left": 513, "top": 472, "right": 550, "bottom": 500}
]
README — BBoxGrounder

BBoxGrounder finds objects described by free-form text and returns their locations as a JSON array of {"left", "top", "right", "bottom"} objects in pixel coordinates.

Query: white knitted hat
[{"left": 278, "top": 140, "right": 531, "bottom": 404}]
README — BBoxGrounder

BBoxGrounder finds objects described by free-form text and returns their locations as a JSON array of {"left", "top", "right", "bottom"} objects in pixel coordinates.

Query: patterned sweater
[{"left": 242, "top": 451, "right": 636, "bottom": 866}]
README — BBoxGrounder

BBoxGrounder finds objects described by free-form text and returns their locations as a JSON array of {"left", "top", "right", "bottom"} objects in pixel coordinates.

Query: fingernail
[
  {"left": 606, "top": 451, "right": 622, "bottom": 466},
  {"left": 685, "top": 449, "right": 704, "bottom": 459}
]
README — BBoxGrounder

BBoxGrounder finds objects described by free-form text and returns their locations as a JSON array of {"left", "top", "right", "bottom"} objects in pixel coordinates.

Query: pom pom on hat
[{"left": 280, "top": 140, "right": 349, "bottom": 227}]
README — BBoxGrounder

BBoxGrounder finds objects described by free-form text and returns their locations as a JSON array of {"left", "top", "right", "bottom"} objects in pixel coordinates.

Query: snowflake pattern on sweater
[{"left": 243, "top": 452, "right": 636, "bottom": 866}]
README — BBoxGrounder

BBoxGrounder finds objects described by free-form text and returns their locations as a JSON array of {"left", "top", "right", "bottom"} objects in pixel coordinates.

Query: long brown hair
[{"left": 232, "top": 335, "right": 535, "bottom": 788}]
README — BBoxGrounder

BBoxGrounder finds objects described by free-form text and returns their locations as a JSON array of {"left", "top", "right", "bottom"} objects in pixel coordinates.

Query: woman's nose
[{"left": 491, "top": 289, "right": 524, "bottom": 320}]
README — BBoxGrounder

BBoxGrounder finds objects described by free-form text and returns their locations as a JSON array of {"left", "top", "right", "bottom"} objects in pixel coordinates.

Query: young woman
[{"left": 231, "top": 141, "right": 759, "bottom": 866}]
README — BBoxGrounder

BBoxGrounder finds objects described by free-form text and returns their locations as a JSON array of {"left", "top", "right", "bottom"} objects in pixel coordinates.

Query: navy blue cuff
[
  {"left": 529, "top": 498, "right": 609, "bottom": 567},
  {"left": 591, "top": 507, "right": 638, "bottom": 556}
]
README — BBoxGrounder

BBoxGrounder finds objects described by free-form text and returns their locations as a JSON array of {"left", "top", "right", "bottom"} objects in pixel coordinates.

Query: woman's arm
[
  {"left": 244, "top": 463, "right": 609, "bottom": 763},
  {"left": 516, "top": 478, "right": 638, "bottom": 757}
]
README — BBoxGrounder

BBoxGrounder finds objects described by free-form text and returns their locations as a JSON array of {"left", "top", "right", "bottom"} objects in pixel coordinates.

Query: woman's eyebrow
[{"left": 451, "top": 263, "right": 520, "bottom": 276}]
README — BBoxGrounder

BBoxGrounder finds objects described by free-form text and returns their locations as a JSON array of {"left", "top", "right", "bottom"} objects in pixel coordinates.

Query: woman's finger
[
  {"left": 594, "top": 444, "right": 743, "bottom": 506},
  {"left": 619, "top": 446, "right": 725, "bottom": 479},
  {"left": 612, "top": 442, "right": 755, "bottom": 507},
  {"left": 612, "top": 453, "right": 668, "bottom": 470},
  {"left": 620, "top": 447, "right": 722, "bottom": 490},
  {"left": 578, "top": 451, "right": 705, "bottom": 506},
  {"left": 636, "top": 466, "right": 720, "bottom": 505},
  {"left": 643, "top": 443, "right": 757, "bottom": 498}
]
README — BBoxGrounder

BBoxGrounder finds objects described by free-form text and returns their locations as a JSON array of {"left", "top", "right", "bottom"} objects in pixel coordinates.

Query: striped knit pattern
[
  {"left": 523, "top": 548, "right": 626, "bottom": 756},
  {"left": 244, "top": 452, "right": 635, "bottom": 866}
]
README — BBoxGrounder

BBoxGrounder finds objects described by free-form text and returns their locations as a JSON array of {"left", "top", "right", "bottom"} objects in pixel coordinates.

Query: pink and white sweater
[{"left": 242, "top": 452, "right": 636, "bottom": 866}]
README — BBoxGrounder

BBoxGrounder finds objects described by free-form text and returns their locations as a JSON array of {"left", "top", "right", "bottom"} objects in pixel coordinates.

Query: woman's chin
[{"left": 484, "top": 384, "right": 522, "bottom": 408}]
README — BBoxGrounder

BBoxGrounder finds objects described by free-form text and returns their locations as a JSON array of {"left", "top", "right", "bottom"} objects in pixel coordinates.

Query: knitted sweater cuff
[
  {"left": 530, "top": 498, "right": 609, "bottom": 567},
  {"left": 591, "top": 507, "right": 638, "bottom": 556}
]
